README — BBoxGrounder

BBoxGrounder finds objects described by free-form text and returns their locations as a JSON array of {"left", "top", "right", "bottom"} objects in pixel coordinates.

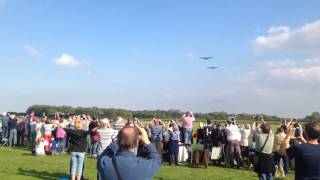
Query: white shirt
[
  {"left": 240, "top": 128, "right": 251, "bottom": 146},
  {"left": 35, "top": 140, "right": 49, "bottom": 156},
  {"left": 226, "top": 124, "right": 241, "bottom": 141}
]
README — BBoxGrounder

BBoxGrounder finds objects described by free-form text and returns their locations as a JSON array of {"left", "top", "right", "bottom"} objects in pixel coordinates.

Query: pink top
[{"left": 182, "top": 115, "right": 195, "bottom": 129}]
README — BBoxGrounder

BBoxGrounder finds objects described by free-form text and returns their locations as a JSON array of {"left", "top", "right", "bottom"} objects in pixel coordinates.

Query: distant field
[{"left": 0, "top": 147, "right": 294, "bottom": 180}]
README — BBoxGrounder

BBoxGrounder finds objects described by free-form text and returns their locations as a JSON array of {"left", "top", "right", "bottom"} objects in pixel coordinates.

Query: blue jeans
[
  {"left": 183, "top": 128, "right": 192, "bottom": 145},
  {"left": 57, "top": 138, "right": 65, "bottom": 153},
  {"left": 9, "top": 129, "right": 17, "bottom": 147},
  {"left": 30, "top": 132, "right": 36, "bottom": 150},
  {"left": 258, "top": 173, "right": 273, "bottom": 180},
  {"left": 90, "top": 141, "right": 98, "bottom": 156},
  {"left": 70, "top": 152, "right": 85, "bottom": 176},
  {"left": 2, "top": 126, "right": 8, "bottom": 139}
]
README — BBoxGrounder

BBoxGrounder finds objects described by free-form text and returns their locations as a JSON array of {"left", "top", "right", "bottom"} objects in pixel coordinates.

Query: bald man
[{"left": 98, "top": 125, "right": 161, "bottom": 180}]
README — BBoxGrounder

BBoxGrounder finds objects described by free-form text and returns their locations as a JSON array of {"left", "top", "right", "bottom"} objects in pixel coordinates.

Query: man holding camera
[
  {"left": 279, "top": 121, "right": 320, "bottom": 180},
  {"left": 98, "top": 125, "right": 161, "bottom": 180}
]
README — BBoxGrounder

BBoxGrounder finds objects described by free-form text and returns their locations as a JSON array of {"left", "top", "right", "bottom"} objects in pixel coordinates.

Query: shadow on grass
[{"left": 17, "top": 168, "right": 69, "bottom": 180}]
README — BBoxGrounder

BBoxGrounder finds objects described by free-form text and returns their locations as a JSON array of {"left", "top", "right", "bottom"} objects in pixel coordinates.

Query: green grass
[{"left": 0, "top": 147, "right": 294, "bottom": 180}]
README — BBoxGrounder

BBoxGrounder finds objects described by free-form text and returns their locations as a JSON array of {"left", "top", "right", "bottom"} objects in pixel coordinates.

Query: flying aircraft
[
  {"left": 199, "top": 56, "right": 214, "bottom": 60},
  {"left": 206, "top": 66, "right": 218, "bottom": 69}
]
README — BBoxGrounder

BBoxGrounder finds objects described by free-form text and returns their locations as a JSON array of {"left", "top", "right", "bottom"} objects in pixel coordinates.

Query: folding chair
[{"left": 1, "top": 139, "right": 8, "bottom": 147}]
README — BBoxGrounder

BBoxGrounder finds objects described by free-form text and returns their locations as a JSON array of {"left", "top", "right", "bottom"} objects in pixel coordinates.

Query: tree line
[{"left": 21, "top": 104, "right": 317, "bottom": 122}]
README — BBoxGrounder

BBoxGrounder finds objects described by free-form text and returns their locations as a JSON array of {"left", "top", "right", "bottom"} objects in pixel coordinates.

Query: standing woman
[
  {"left": 254, "top": 123, "right": 275, "bottom": 180},
  {"left": 43, "top": 120, "right": 53, "bottom": 154},
  {"left": 167, "top": 120, "right": 180, "bottom": 166},
  {"left": 89, "top": 117, "right": 99, "bottom": 157},
  {"left": 182, "top": 112, "right": 195, "bottom": 149},
  {"left": 148, "top": 118, "right": 164, "bottom": 161},
  {"left": 96, "top": 118, "right": 118, "bottom": 156},
  {"left": 65, "top": 116, "right": 95, "bottom": 180}
]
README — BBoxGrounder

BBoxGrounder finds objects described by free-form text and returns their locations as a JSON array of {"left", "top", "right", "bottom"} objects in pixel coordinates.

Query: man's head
[
  {"left": 260, "top": 123, "right": 271, "bottom": 134},
  {"left": 117, "top": 126, "right": 140, "bottom": 151},
  {"left": 206, "top": 119, "right": 211, "bottom": 125},
  {"left": 304, "top": 121, "right": 320, "bottom": 141}
]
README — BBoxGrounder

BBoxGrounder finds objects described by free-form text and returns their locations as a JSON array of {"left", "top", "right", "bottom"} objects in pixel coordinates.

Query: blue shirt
[
  {"left": 98, "top": 141, "right": 161, "bottom": 180},
  {"left": 168, "top": 128, "right": 180, "bottom": 141},
  {"left": 8, "top": 119, "right": 17, "bottom": 130},
  {"left": 1, "top": 116, "right": 9, "bottom": 127},
  {"left": 149, "top": 124, "right": 163, "bottom": 142},
  {"left": 287, "top": 143, "right": 320, "bottom": 180},
  {"left": 51, "top": 140, "right": 57, "bottom": 151}
]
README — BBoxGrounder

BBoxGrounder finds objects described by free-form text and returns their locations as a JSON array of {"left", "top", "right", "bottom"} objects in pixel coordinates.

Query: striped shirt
[{"left": 97, "top": 128, "right": 118, "bottom": 155}]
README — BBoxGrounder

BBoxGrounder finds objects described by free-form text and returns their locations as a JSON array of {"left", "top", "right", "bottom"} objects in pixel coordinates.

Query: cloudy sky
[{"left": 1, "top": 0, "right": 320, "bottom": 118}]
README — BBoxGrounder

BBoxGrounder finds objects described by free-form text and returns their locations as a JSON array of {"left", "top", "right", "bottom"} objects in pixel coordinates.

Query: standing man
[
  {"left": 98, "top": 125, "right": 161, "bottom": 180},
  {"left": 279, "top": 121, "right": 320, "bottom": 180},
  {"left": 8, "top": 115, "right": 18, "bottom": 147},
  {"left": 2, "top": 112, "right": 9, "bottom": 139}
]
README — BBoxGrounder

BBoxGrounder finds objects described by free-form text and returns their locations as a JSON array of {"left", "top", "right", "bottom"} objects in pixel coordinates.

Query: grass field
[{"left": 0, "top": 147, "right": 294, "bottom": 180}]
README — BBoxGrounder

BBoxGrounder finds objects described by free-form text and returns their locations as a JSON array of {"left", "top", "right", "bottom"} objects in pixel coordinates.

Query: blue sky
[{"left": 1, "top": 0, "right": 320, "bottom": 117}]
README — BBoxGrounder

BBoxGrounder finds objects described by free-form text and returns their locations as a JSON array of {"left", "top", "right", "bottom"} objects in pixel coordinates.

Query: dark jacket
[
  {"left": 65, "top": 129, "right": 88, "bottom": 153},
  {"left": 98, "top": 141, "right": 162, "bottom": 180}
]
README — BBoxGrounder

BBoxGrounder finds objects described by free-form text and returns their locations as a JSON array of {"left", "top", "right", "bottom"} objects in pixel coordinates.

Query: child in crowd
[
  {"left": 35, "top": 137, "right": 48, "bottom": 156},
  {"left": 50, "top": 137, "right": 58, "bottom": 156}
]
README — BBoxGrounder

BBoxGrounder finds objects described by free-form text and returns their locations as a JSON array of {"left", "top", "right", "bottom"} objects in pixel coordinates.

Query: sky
[{"left": 1, "top": 0, "right": 320, "bottom": 118}]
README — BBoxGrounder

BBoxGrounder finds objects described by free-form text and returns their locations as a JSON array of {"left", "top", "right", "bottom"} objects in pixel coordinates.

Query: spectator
[
  {"left": 240, "top": 123, "right": 251, "bottom": 166},
  {"left": 167, "top": 120, "right": 180, "bottom": 166},
  {"left": 65, "top": 116, "right": 95, "bottom": 180},
  {"left": 43, "top": 120, "right": 53, "bottom": 153},
  {"left": 8, "top": 115, "right": 18, "bottom": 147},
  {"left": 98, "top": 125, "right": 161, "bottom": 180},
  {"left": 89, "top": 117, "right": 99, "bottom": 157},
  {"left": 17, "top": 117, "right": 27, "bottom": 147},
  {"left": 56, "top": 118, "right": 66, "bottom": 153},
  {"left": 273, "top": 127, "right": 288, "bottom": 176},
  {"left": 279, "top": 121, "right": 320, "bottom": 180},
  {"left": 113, "top": 116, "right": 125, "bottom": 131},
  {"left": 254, "top": 123, "right": 274, "bottom": 180},
  {"left": 182, "top": 111, "right": 195, "bottom": 146},
  {"left": 50, "top": 137, "right": 58, "bottom": 156},
  {"left": 96, "top": 118, "right": 118, "bottom": 156},
  {"left": 225, "top": 119, "right": 242, "bottom": 168},
  {"left": 35, "top": 137, "right": 48, "bottom": 156},
  {"left": 148, "top": 118, "right": 164, "bottom": 161},
  {"left": 29, "top": 117, "right": 37, "bottom": 152},
  {"left": 2, "top": 112, "right": 9, "bottom": 139}
]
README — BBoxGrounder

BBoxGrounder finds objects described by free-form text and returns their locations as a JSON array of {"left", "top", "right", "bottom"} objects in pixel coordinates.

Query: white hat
[
  {"left": 3, "top": 112, "right": 7, "bottom": 116},
  {"left": 101, "top": 118, "right": 109, "bottom": 125}
]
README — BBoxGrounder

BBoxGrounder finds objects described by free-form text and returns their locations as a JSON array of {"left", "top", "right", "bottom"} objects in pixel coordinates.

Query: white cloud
[
  {"left": 24, "top": 45, "right": 42, "bottom": 58},
  {"left": 261, "top": 59, "right": 296, "bottom": 68},
  {"left": 54, "top": 53, "right": 81, "bottom": 67},
  {"left": 253, "top": 20, "right": 320, "bottom": 53},
  {"left": 239, "top": 58, "right": 320, "bottom": 83}
]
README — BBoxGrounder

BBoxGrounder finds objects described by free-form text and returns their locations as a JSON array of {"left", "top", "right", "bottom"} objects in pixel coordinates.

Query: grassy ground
[{"left": 0, "top": 147, "right": 294, "bottom": 180}]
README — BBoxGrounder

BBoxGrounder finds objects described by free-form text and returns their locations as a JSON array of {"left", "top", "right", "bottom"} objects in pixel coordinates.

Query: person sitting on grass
[
  {"left": 35, "top": 137, "right": 48, "bottom": 156},
  {"left": 98, "top": 125, "right": 161, "bottom": 180}
]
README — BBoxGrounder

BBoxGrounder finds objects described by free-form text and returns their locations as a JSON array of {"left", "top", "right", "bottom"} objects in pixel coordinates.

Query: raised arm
[{"left": 279, "top": 128, "right": 295, "bottom": 156}]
